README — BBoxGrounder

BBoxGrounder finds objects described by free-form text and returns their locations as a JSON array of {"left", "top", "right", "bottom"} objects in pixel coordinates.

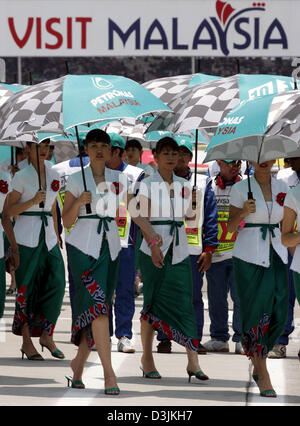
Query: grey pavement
[{"left": 0, "top": 252, "right": 300, "bottom": 407}]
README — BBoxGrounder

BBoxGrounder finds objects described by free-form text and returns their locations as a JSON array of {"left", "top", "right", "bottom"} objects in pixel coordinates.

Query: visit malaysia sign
[{"left": 0, "top": 0, "right": 298, "bottom": 57}]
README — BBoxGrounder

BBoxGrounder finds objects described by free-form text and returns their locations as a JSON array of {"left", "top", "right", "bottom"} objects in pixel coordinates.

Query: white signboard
[{"left": 0, "top": 0, "right": 299, "bottom": 57}]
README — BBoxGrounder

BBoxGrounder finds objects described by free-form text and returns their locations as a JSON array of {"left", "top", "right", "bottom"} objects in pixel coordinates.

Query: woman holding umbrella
[
  {"left": 2, "top": 139, "right": 66, "bottom": 361},
  {"left": 138, "top": 136, "right": 208, "bottom": 382},
  {"left": 62, "top": 129, "right": 162, "bottom": 394},
  {"left": 227, "top": 159, "right": 289, "bottom": 398}
]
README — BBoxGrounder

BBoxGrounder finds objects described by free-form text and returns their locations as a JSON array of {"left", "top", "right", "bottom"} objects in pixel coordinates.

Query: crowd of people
[
  {"left": 0, "top": 129, "right": 299, "bottom": 399},
  {"left": 3, "top": 56, "right": 295, "bottom": 85}
]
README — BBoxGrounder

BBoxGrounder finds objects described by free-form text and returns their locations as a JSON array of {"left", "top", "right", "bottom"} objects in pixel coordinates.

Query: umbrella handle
[
  {"left": 35, "top": 144, "right": 44, "bottom": 209},
  {"left": 192, "top": 187, "right": 197, "bottom": 209},
  {"left": 246, "top": 161, "right": 254, "bottom": 200},
  {"left": 75, "top": 126, "right": 91, "bottom": 214},
  {"left": 192, "top": 129, "right": 199, "bottom": 209}
]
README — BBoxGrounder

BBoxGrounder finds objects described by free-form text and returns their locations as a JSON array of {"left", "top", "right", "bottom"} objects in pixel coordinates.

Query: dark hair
[
  {"left": 111, "top": 146, "right": 124, "bottom": 158},
  {"left": 155, "top": 137, "right": 179, "bottom": 155},
  {"left": 16, "top": 147, "right": 25, "bottom": 155},
  {"left": 125, "top": 139, "right": 142, "bottom": 151},
  {"left": 84, "top": 129, "right": 110, "bottom": 145}
]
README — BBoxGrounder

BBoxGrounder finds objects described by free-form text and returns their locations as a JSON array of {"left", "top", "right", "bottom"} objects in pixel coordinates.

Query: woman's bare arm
[
  {"left": 227, "top": 200, "right": 256, "bottom": 233},
  {"left": 281, "top": 206, "right": 300, "bottom": 248},
  {"left": 62, "top": 190, "right": 91, "bottom": 229}
]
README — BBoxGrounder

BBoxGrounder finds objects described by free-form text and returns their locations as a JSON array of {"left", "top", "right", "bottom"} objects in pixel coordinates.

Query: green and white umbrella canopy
[
  {"left": 143, "top": 73, "right": 220, "bottom": 105},
  {"left": 0, "top": 74, "right": 172, "bottom": 141},
  {"left": 147, "top": 74, "right": 300, "bottom": 135},
  {"left": 0, "top": 83, "right": 27, "bottom": 107},
  {"left": 204, "top": 90, "right": 300, "bottom": 164}
]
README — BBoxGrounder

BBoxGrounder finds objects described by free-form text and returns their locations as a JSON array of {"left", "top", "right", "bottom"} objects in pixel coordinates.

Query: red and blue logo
[
  {"left": 108, "top": 0, "right": 288, "bottom": 56},
  {"left": 204, "top": 1, "right": 287, "bottom": 55}
]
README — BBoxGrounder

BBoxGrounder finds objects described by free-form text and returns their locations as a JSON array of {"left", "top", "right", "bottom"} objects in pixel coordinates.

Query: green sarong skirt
[
  {"left": 233, "top": 246, "right": 289, "bottom": 358},
  {"left": 66, "top": 240, "right": 119, "bottom": 348},
  {"left": 0, "top": 257, "right": 5, "bottom": 318},
  {"left": 13, "top": 229, "right": 65, "bottom": 337},
  {"left": 139, "top": 248, "right": 199, "bottom": 351}
]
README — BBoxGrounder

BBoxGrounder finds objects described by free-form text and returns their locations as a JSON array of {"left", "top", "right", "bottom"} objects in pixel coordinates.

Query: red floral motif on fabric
[
  {"left": 51, "top": 179, "right": 60, "bottom": 192},
  {"left": 242, "top": 313, "right": 270, "bottom": 358},
  {"left": 13, "top": 286, "right": 55, "bottom": 337},
  {"left": 276, "top": 192, "right": 286, "bottom": 207},
  {"left": 140, "top": 307, "right": 199, "bottom": 352},
  {"left": 72, "top": 269, "right": 109, "bottom": 348},
  {"left": 110, "top": 181, "right": 123, "bottom": 195},
  {"left": 0, "top": 179, "right": 9, "bottom": 194},
  {"left": 181, "top": 186, "right": 191, "bottom": 199}
]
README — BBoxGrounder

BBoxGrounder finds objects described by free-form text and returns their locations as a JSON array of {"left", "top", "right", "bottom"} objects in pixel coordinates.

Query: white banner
[{"left": 0, "top": 0, "right": 299, "bottom": 57}]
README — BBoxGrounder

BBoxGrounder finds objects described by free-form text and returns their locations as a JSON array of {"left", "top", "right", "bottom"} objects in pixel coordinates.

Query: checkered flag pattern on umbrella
[
  {"left": 0, "top": 83, "right": 27, "bottom": 108},
  {"left": 143, "top": 73, "right": 220, "bottom": 113},
  {"left": 142, "top": 74, "right": 196, "bottom": 105},
  {"left": 147, "top": 75, "right": 240, "bottom": 134},
  {"left": 0, "top": 74, "right": 172, "bottom": 143},
  {"left": 265, "top": 91, "right": 300, "bottom": 150},
  {"left": 52, "top": 139, "right": 79, "bottom": 163},
  {"left": 204, "top": 89, "right": 300, "bottom": 164},
  {"left": 147, "top": 73, "right": 300, "bottom": 135},
  {"left": 0, "top": 77, "right": 65, "bottom": 141}
]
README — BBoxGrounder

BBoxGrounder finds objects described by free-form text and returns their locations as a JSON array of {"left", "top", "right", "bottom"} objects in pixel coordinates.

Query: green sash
[
  {"left": 244, "top": 223, "right": 279, "bottom": 240},
  {"left": 150, "top": 220, "right": 184, "bottom": 246},
  {"left": 20, "top": 211, "right": 52, "bottom": 227},
  {"left": 78, "top": 215, "right": 114, "bottom": 235}
]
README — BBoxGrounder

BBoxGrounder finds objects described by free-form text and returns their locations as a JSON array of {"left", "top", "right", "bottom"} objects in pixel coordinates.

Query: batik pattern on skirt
[
  {"left": 67, "top": 240, "right": 119, "bottom": 348},
  {"left": 13, "top": 229, "right": 65, "bottom": 337},
  {"left": 233, "top": 246, "right": 289, "bottom": 358},
  {"left": 139, "top": 247, "right": 198, "bottom": 351}
]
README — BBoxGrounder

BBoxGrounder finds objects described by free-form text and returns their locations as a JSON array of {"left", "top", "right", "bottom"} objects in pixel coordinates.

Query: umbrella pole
[
  {"left": 10, "top": 147, "right": 14, "bottom": 167},
  {"left": 192, "top": 129, "right": 199, "bottom": 208},
  {"left": 35, "top": 144, "right": 44, "bottom": 208},
  {"left": 75, "top": 126, "right": 91, "bottom": 214},
  {"left": 246, "top": 161, "right": 253, "bottom": 200}
]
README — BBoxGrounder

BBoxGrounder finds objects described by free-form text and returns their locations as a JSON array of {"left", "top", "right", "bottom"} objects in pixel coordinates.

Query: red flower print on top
[
  {"left": 0, "top": 179, "right": 9, "bottom": 194},
  {"left": 181, "top": 186, "right": 191, "bottom": 199},
  {"left": 51, "top": 179, "right": 60, "bottom": 192},
  {"left": 111, "top": 182, "right": 123, "bottom": 195},
  {"left": 276, "top": 192, "right": 286, "bottom": 207}
]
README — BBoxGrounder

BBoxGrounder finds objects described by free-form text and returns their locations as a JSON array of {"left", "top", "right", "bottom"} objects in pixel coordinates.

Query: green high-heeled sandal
[
  {"left": 140, "top": 365, "right": 161, "bottom": 379},
  {"left": 252, "top": 374, "right": 259, "bottom": 384},
  {"left": 20, "top": 349, "right": 44, "bottom": 361},
  {"left": 65, "top": 375, "right": 85, "bottom": 389},
  {"left": 41, "top": 344, "right": 65, "bottom": 359},
  {"left": 104, "top": 387, "right": 120, "bottom": 395},
  {"left": 260, "top": 389, "right": 277, "bottom": 398},
  {"left": 187, "top": 370, "right": 209, "bottom": 382}
]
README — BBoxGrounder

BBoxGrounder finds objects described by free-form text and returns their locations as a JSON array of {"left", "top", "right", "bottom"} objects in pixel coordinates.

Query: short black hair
[
  {"left": 111, "top": 146, "right": 124, "bottom": 158},
  {"left": 84, "top": 129, "right": 110, "bottom": 145},
  {"left": 125, "top": 139, "right": 142, "bottom": 151},
  {"left": 155, "top": 137, "right": 179, "bottom": 155}
]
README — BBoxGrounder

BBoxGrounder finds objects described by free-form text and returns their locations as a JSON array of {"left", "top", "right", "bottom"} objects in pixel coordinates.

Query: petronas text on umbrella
[{"left": 91, "top": 90, "right": 135, "bottom": 106}]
